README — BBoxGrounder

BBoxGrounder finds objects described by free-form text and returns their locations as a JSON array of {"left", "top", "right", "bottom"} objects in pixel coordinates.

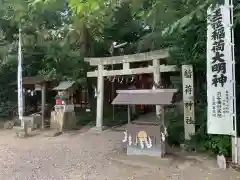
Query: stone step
[
  {"left": 13, "top": 126, "right": 33, "bottom": 133},
  {"left": 12, "top": 126, "right": 24, "bottom": 131},
  {"left": 3, "top": 121, "right": 14, "bottom": 129}
]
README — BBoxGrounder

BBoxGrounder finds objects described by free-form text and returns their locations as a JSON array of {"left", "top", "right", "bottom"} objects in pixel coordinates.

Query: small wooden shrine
[
  {"left": 10, "top": 76, "right": 56, "bottom": 129},
  {"left": 50, "top": 81, "right": 76, "bottom": 132},
  {"left": 112, "top": 89, "right": 178, "bottom": 157}
]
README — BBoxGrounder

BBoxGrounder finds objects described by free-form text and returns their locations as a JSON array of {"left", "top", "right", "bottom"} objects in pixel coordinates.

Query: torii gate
[
  {"left": 85, "top": 49, "right": 176, "bottom": 126},
  {"left": 84, "top": 49, "right": 195, "bottom": 139}
]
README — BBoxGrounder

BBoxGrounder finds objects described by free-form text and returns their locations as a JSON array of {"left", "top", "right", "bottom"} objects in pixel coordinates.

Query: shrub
[{"left": 166, "top": 102, "right": 232, "bottom": 157}]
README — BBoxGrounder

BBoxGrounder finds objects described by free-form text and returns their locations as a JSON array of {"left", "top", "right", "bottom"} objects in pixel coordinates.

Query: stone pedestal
[
  {"left": 50, "top": 105, "right": 76, "bottom": 132},
  {"left": 22, "top": 115, "right": 42, "bottom": 130},
  {"left": 89, "top": 126, "right": 107, "bottom": 133},
  {"left": 14, "top": 120, "right": 31, "bottom": 138}
]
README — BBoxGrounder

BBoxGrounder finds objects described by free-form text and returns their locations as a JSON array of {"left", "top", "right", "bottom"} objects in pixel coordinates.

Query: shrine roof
[
  {"left": 53, "top": 81, "right": 75, "bottom": 91},
  {"left": 112, "top": 89, "right": 178, "bottom": 105},
  {"left": 10, "top": 76, "right": 46, "bottom": 85}
]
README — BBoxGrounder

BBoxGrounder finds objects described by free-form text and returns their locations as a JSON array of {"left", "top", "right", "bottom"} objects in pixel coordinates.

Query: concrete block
[
  {"left": 50, "top": 110, "right": 77, "bottom": 131},
  {"left": 3, "top": 121, "right": 14, "bottom": 129},
  {"left": 127, "top": 144, "right": 165, "bottom": 157},
  {"left": 22, "top": 115, "right": 42, "bottom": 129}
]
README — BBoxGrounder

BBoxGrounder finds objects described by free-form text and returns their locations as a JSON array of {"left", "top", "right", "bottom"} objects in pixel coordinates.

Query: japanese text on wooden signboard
[{"left": 182, "top": 65, "right": 195, "bottom": 140}]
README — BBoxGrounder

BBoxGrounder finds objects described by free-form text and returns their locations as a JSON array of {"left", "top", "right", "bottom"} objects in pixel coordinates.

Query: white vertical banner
[
  {"left": 207, "top": 4, "right": 234, "bottom": 135},
  {"left": 17, "top": 28, "right": 23, "bottom": 126},
  {"left": 182, "top": 65, "right": 195, "bottom": 140}
]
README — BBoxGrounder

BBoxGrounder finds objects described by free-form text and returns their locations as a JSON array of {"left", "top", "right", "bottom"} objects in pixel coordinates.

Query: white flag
[
  {"left": 206, "top": 4, "right": 234, "bottom": 135},
  {"left": 17, "top": 28, "right": 23, "bottom": 125}
]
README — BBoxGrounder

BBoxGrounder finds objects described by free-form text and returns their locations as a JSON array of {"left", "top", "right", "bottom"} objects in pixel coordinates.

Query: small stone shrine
[
  {"left": 50, "top": 81, "right": 76, "bottom": 132},
  {"left": 112, "top": 89, "right": 178, "bottom": 157}
]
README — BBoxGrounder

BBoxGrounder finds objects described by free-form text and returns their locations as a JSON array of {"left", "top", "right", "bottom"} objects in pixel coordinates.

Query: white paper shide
[{"left": 207, "top": 4, "right": 234, "bottom": 135}]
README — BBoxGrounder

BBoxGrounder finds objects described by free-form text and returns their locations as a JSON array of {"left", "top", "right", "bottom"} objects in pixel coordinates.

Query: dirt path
[{"left": 0, "top": 128, "right": 239, "bottom": 180}]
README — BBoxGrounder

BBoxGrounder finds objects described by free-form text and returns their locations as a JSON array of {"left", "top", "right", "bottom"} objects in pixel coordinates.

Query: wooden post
[
  {"left": 182, "top": 65, "right": 195, "bottom": 140},
  {"left": 153, "top": 59, "right": 163, "bottom": 122},
  {"left": 96, "top": 64, "right": 104, "bottom": 130},
  {"left": 22, "top": 88, "right": 25, "bottom": 116},
  {"left": 128, "top": 105, "right": 131, "bottom": 124},
  {"left": 41, "top": 83, "right": 46, "bottom": 129},
  {"left": 123, "top": 62, "right": 130, "bottom": 70},
  {"left": 71, "top": 90, "right": 73, "bottom": 104}
]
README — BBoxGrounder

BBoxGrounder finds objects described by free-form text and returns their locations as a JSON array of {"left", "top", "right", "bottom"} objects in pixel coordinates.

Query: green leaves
[
  {"left": 68, "top": 0, "right": 101, "bottom": 14},
  {"left": 162, "top": 0, "right": 212, "bottom": 36}
]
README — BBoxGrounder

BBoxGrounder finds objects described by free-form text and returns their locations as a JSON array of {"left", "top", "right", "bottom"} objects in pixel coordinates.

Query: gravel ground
[{"left": 0, "top": 128, "right": 240, "bottom": 180}]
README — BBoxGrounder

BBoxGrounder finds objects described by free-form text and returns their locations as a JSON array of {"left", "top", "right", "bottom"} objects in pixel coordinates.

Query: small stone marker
[
  {"left": 3, "top": 121, "right": 14, "bottom": 129},
  {"left": 23, "top": 121, "right": 28, "bottom": 136},
  {"left": 217, "top": 154, "right": 226, "bottom": 169},
  {"left": 14, "top": 121, "right": 29, "bottom": 138}
]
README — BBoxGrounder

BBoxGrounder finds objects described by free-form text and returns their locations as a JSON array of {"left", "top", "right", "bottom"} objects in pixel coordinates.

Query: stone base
[
  {"left": 127, "top": 144, "right": 165, "bottom": 157},
  {"left": 89, "top": 126, "right": 107, "bottom": 133},
  {"left": 23, "top": 116, "right": 42, "bottom": 129},
  {"left": 42, "top": 131, "right": 62, "bottom": 137},
  {"left": 50, "top": 110, "right": 76, "bottom": 131},
  {"left": 3, "top": 121, "right": 14, "bottom": 129},
  {"left": 13, "top": 126, "right": 29, "bottom": 138},
  {"left": 16, "top": 131, "right": 28, "bottom": 138},
  {"left": 13, "top": 126, "right": 24, "bottom": 132}
]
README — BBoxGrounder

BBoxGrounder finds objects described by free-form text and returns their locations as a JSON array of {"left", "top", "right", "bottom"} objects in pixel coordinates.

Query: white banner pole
[
  {"left": 17, "top": 28, "right": 23, "bottom": 127},
  {"left": 228, "top": 0, "right": 238, "bottom": 164}
]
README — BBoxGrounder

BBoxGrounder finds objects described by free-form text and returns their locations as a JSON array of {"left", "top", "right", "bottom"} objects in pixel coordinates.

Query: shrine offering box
[{"left": 126, "top": 119, "right": 166, "bottom": 157}]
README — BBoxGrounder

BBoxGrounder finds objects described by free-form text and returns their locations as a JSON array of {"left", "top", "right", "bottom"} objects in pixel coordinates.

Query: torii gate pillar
[
  {"left": 153, "top": 59, "right": 163, "bottom": 123},
  {"left": 95, "top": 64, "right": 104, "bottom": 131}
]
